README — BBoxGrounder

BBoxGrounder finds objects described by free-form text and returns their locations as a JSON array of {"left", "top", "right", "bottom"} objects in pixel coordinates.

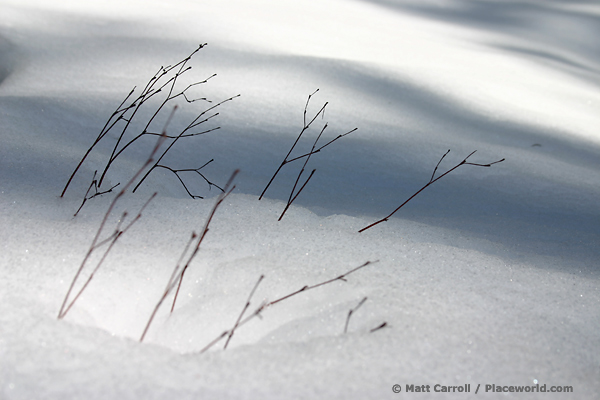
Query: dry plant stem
[
  {"left": 270, "top": 260, "right": 377, "bottom": 307},
  {"left": 224, "top": 275, "right": 265, "bottom": 350},
  {"left": 61, "top": 43, "right": 235, "bottom": 203},
  {"left": 277, "top": 122, "right": 329, "bottom": 220},
  {"left": 74, "top": 170, "right": 120, "bottom": 217},
  {"left": 139, "top": 232, "right": 197, "bottom": 343},
  {"left": 60, "top": 88, "right": 137, "bottom": 197},
  {"left": 278, "top": 169, "right": 315, "bottom": 221},
  {"left": 97, "top": 44, "right": 210, "bottom": 187},
  {"left": 140, "top": 232, "right": 196, "bottom": 341},
  {"left": 259, "top": 89, "right": 324, "bottom": 201},
  {"left": 139, "top": 170, "right": 239, "bottom": 342},
  {"left": 57, "top": 119, "right": 170, "bottom": 319},
  {"left": 132, "top": 94, "right": 239, "bottom": 195},
  {"left": 63, "top": 55, "right": 187, "bottom": 197},
  {"left": 151, "top": 160, "right": 224, "bottom": 199},
  {"left": 169, "top": 170, "right": 240, "bottom": 312},
  {"left": 344, "top": 296, "right": 367, "bottom": 334},
  {"left": 370, "top": 322, "right": 387, "bottom": 333},
  {"left": 258, "top": 89, "right": 357, "bottom": 202},
  {"left": 200, "top": 260, "right": 378, "bottom": 353},
  {"left": 60, "top": 194, "right": 156, "bottom": 318},
  {"left": 358, "top": 150, "right": 505, "bottom": 233}
]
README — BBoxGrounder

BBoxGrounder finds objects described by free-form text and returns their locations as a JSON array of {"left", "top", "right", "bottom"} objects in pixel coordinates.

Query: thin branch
[
  {"left": 199, "top": 260, "right": 378, "bottom": 353},
  {"left": 270, "top": 260, "right": 377, "bottom": 307},
  {"left": 258, "top": 90, "right": 357, "bottom": 221},
  {"left": 344, "top": 297, "right": 367, "bottom": 334},
  {"left": 278, "top": 169, "right": 315, "bottom": 221},
  {"left": 430, "top": 149, "right": 450, "bottom": 183},
  {"left": 370, "top": 322, "right": 388, "bottom": 333},
  {"left": 358, "top": 150, "right": 505, "bottom": 233},
  {"left": 169, "top": 170, "right": 239, "bottom": 313},
  {"left": 60, "top": 88, "right": 137, "bottom": 197},
  {"left": 139, "top": 170, "right": 240, "bottom": 342},
  {"left": 97, "top": 59, "right": 194, "bottom": 187},
  {"left": 143, "top": 160, "right": 224, "bottom": 199},
  {"left": 285, "top": 128, "right": 358, "bottom": 164},
  {"left": 60, "top": 193, "right": 156, "bottom": 318},
  {"left": 224, "top": 275, "right": 265, "bottom": 350},
  {"left": 132, "top": 94, "right": 239, "bottom": 195},
  {"left": 143, "top": 126, "right": 220, "bottom": 138},
  {"left": 74, "top": 171, "right": 120, "bottom": 217},
  {"left": 58, "top": 117, "right": 170, "bottom": 319},
  {"left": 139, "top": 231, "right": 197, "bottom": 342},
  {"left": 169, "top": 232, "right": 199, "bottom": 313},
  {"left": 67, "top": 43, "right": 231, "bottom": 200},
  {"left": 259, "top": 89, "right": 329, "bottom": 201}
]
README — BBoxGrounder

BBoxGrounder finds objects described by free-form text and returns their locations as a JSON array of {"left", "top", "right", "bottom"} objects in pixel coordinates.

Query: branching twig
[
  {"left": 344, "top": 297, "right": 367, "bottom": 334},
  {"left": 96, "top": 45, "right": 212, "bottom": 188},
  {"left": 132, "top": 94, "right": 239, "bottom": 195},
  {"left": 57, "top": 110, "right": 173, "bottom": 319},
  {"left": 59, "top": 194, "right": 156, "bottom": 318},
  {"left": 140, "top": 169, "right": 239, "bottom": 342},
  {"left": 169, "top": 170, "right": 239, "bottom": 312},
  {"left": 358, "top": 150, "right": 505, "bottom": 232},
  {"left": 61, "top": 51, "right": 195, "bottom": 198},
  {"left": 139, "top": 231, "right": 197, "bottom": 343},
  {"left": 278, "top": 169, "right": 315, "bottom": 221},
  {"left": 74, "top": 170, "right": 120, "bottom": 217},
  {"left": 60, "top": 88, "right": 138, "bottom": 198},
  {"left": 143, "top": 160, "right": 224, "bottom": 199},
  {"left": 199, "top": 260, "right": 378, "bottom": 352},
  {"left": 61, "top": 44, "right": 237, "bottom": 213},
  {"left": 224, "top": 275, "right": 265, "bottom": 350},
  {"left": 258, "top": 89, "right": 357, "bottom": 220}
]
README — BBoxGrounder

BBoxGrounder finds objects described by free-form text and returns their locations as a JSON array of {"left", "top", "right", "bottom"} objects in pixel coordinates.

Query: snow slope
[{"left": 1, "top": 0, "right": 599, "bottom": 399}]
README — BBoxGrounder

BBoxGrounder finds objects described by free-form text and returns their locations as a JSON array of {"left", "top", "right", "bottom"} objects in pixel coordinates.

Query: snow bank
[{"left": 1, "top": 0, "right": 599, "bottom": 399}]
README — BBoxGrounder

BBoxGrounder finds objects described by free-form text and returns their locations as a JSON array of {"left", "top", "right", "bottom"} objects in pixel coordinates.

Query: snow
[{"left": 1, "top": 0, "right": 599, "bottom": 399}]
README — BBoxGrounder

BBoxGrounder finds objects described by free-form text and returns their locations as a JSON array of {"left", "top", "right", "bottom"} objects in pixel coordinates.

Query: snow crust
[{"left": 1, "top": 0, "right": 599, "bottom": 399}]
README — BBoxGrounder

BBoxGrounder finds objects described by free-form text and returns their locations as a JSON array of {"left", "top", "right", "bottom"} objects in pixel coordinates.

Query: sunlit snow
[{"left": 1, "top": 0, "right": 599, "bottom": 399}]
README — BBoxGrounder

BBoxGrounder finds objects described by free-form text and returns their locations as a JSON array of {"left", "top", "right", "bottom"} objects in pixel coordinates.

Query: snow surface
[{"left": 1, "top": 0, "right": 599, "bottom": 399}]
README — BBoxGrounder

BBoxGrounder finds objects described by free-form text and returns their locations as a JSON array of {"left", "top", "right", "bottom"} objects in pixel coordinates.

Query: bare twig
[
  {"left": 132, "top": 94, "right": 239, "bottom": 195},
  {"left": 142, "top": 159, "right": 224, "bottom": 199},
  {"left": 62, "top": 44, "right": 237, "bottom": 213},
  {"left": 97, "top": 45, "right": 211, "bottom": 188},
  {"left": 60, "top": 193, "right": 156, "bottom": 318},
  {"left": 139, "top": 231, "right": 197, "bottom": 342},
  {"left": 258, "top": 90, "right": 357, "bottom": 220},
  {"left": 74, "top": 170, "right": 120, "bottom": 217},
  {"left": 370, "top": 322, "right": 388, "bottom": 333},
  {"left": 358, "top": 150, "right": 505, "bottom": 232},
  {"left": 224, "top": 275, "right": 265, "bottom": 349},
  {"left": 60, "top": 87, "right": 138, "bottom": 197},
  {"left": 200, "top": 260, "right": 378, "bottom": 352},
  {"left": 169, "top": 170, "right": 239, "bottom": 312},
  {"left": 140, "top": 169, "right": 239, "bottom": 342},
  {"left": 278, "top": 169, "right": 315, "bottom": 221},
  {"left": 344, "top": 296, "right": 367, "bottom": 334},
  {"left": 57, "top": 109, "right": 173, "bottom": 319}
]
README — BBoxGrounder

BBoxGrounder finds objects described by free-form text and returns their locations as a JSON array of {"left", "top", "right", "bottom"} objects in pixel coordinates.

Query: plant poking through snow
[
  {"left": 200, "top": 260, "right": 379, "bottom": 352},
  {"left": 61, "top": 43, "right": 238, "bottom": 211},
  {"left": 224, "top": 275, "right": 265, "bottom": 350},
  {"left": 74, "top": 170, "right": 120, "bottom": 217},
  {"left": 139, "top": 169, "right": 239, "bottom": 342},
  {"left": 359, "top": 150, "right": 505, "bottom": 233},
  {"left": 57, "top": 111, "right": 173, "bottom": 319},
  {"left": 258, "top": 89, "right": 357, "bottom": 220},
  {"left": 344, "top": 296, "right": 367, "bottom": 334}
]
